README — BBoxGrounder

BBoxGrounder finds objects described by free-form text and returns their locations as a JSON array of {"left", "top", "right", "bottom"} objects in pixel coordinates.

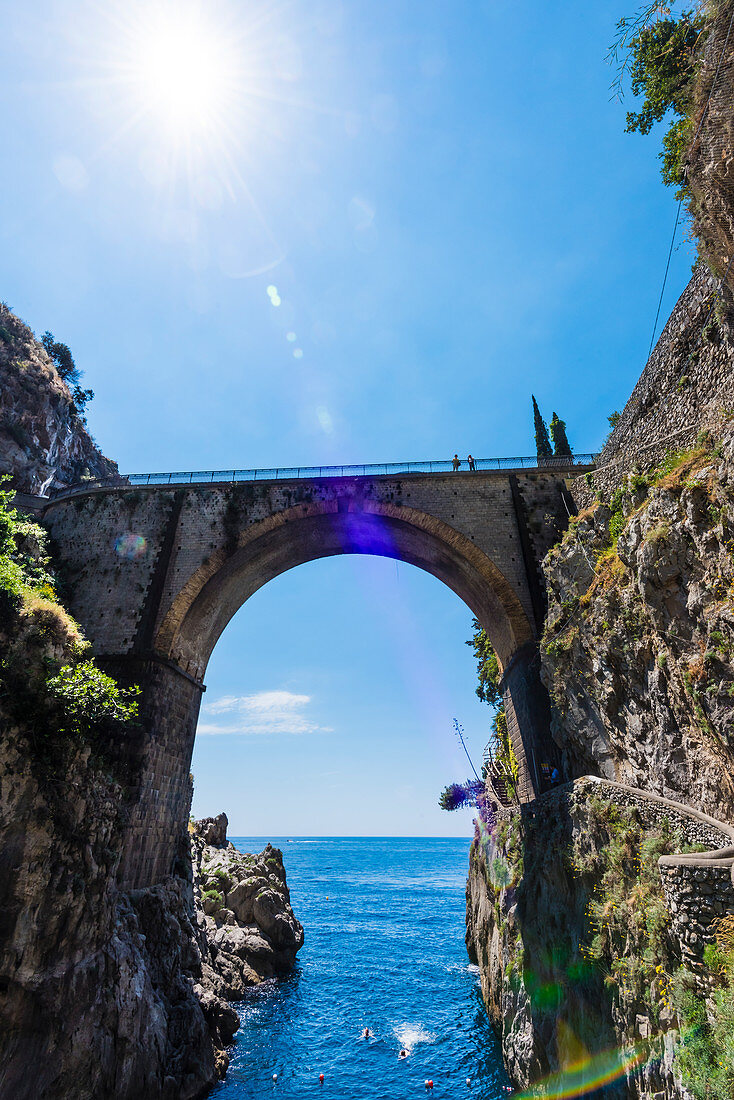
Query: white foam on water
[
  {"left": 393, "top": 1024, "right": 436, "bottom": 1052},
  {"left": 443, "top": 962, "right": 481, "bottom": 975}
]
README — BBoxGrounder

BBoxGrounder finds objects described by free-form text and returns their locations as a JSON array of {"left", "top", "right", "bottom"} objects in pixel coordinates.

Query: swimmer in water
[
  {"left": 399, "top": 1049, "right": 408, "bottom": 1060},
  {"left": 362, "top": 1028, "right": 370, "bottom": 1039}
]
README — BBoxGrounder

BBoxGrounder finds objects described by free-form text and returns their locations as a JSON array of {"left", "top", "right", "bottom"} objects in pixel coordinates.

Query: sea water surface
[{"left": 211, "top": 837, "right": 509, "bottom": 1100}]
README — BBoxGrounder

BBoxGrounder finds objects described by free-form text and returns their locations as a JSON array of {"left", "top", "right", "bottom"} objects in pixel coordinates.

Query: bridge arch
[
  {"left": 154, "top": 500, "right": 534, "bottom": 682},
  {"left": 40, "top": 468, "right": 570, "bottom": 887}
]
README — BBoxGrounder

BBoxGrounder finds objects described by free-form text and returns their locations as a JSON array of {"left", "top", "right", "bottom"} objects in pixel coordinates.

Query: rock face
[
  {"left": 0, "top": 719, "right": 237, "bottom": 1100},
  {"left": 0, "top": 303, "right": 117, "bottom": 495},
  {"left": 541, "top": 424, "right": 734, "bottom": 824},
  {"left": 190, "top": 817, "right": 304, "bottom": 1000},
  {"left": 465, "top": 780, "right": 723, "bottom": 1100},
  {"left": 0, "top": 745, "right": 304, "bottom": 1100}
]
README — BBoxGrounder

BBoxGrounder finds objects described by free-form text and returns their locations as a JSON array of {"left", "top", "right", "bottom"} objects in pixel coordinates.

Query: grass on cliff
[
  {"left": 484, "top": 791, "right": 702, "bottom": 1076},
  {"left": 575, "top": 797, "right": 679, "bottom": 1022},
  {"left": 0, "top": 480, "right": 139, "bottom": 771},
  {"left": 672, "top": 915, "right": 734, "bottom": 1100}
]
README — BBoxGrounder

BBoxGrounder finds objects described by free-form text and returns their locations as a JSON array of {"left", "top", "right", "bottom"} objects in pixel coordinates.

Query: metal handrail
[{"left": 46, "top": 453, "right": 597, "bottom": 501}]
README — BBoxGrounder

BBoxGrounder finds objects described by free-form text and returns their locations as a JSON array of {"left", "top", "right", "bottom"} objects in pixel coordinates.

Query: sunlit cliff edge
[{"left": 466, "top": 6, "right": 734, "bottom": 1097}]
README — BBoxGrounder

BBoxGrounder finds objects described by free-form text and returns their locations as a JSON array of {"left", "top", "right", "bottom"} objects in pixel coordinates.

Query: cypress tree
[
  {"left": 532, "top": 396, "right": 552, "bottom": 458},
  {"left": 549, "top": 412, "right": 572, "bottom": 456}
]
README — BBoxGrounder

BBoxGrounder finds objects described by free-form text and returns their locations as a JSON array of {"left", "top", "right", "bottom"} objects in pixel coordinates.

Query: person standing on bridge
[
  {"left": 467, "top": 454, "right": 476, "bottom": 471},
  {"left": 452, "top": 454, "right": 461, "bottom": 471}
]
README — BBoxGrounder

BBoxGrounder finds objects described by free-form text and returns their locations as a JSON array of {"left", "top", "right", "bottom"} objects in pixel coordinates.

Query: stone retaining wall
[
  {"left": 578, "top": 777, "right": 734, "bottom": 974},
  {"left": 571, "top": 266, "right": 734, "bottom": 510},
  {"left": 498, "top": 776, "right": 734, "bottom": 976}
]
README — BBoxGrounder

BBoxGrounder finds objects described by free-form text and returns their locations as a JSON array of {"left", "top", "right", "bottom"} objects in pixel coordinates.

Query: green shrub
[
  {"left": 616, "top": 10, "right": 705, "bottom": 195},
  {"left": 213, "top": 868, "right": 232, "bottom": 891},
  {"left": 202, "top": 888, "right": 224, "bottom": 911},
  {"left": 46, "top": 661, "right": 140, "bottom": 740}
]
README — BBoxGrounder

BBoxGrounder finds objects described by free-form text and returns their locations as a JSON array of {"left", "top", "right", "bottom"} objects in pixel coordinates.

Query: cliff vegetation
[
  {"left": 466, "top": 780, "right": 734, "bottom": 1099},
  {"left": 542, "top": 425, "right": 734, "bottom": 822}
]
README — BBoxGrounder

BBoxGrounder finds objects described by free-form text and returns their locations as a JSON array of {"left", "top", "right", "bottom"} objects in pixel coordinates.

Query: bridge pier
[
  {"left": 101, "top": 655, "right": 204, "bottom": 890},
  {"left": 501, "top": 642, "right": 557, "bottom": 802}
]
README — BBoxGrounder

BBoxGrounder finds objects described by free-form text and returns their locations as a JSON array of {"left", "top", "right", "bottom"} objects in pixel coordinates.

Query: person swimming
[
  {"left": 398, "top": 1049, "right": 409, "bottom": 1060},
  {"left": 362, "top": 1028, "right": 371, "bottom": 1039}
]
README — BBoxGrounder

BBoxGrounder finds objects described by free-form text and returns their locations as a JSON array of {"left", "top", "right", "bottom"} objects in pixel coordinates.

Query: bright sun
[{"left": 131, "top": 7, "right": 238, "bottom": 137}]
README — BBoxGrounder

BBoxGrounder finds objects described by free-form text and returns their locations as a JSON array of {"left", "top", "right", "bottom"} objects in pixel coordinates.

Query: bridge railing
[{"left": 46, "top": 454, "right": 597, "bottom": 500}]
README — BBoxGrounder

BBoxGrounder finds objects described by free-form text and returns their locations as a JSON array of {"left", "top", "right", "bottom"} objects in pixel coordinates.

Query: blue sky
[{"left": 2, "top": 0, "right": 694, "bottom": 833}]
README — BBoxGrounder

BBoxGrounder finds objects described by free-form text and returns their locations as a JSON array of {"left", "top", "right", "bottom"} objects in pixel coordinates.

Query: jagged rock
[
  {"left": 541, "top": 423, "right": 734, "bottom": 823},
  {"left": 0, "top": 303, "right": 118, "bottom": 495},
  {"left": 0, "top": 723, "right": 234, "bottom": 1100},
  {"left": 190, "top": 823, "right": 304, "bottom": 999},
  {"left": 466, "top": 781, "right": 699, "bottom": 1099},
  {"left": 195, "top": 813, "right": 228, "bottom": 848}
]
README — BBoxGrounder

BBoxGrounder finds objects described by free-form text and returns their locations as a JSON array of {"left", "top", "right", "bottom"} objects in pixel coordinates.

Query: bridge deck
[{"left": 46, "top": 453, "right": 596, "bottom": 500}]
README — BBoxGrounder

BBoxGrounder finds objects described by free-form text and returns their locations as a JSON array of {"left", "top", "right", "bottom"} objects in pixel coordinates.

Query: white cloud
[{"left": 198, "top": 690, "right": 331, "bottom": 736}]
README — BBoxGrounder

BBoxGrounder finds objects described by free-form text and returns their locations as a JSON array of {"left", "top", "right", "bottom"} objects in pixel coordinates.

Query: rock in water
[{"left": 190, "top": 818, "right": 304, "bottom": 999}]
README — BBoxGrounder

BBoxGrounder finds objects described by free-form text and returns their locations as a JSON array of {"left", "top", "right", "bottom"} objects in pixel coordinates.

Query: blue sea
[{"left": 210, "top": 837, "right": 509, "bottom": 1100}]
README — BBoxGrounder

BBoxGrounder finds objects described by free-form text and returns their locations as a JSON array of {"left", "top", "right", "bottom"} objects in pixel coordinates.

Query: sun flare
[{"left": 130, "top": 7, "right": 238, "bottom": 138}]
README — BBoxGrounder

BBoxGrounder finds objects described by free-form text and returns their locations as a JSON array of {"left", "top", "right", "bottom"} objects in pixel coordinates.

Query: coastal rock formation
[
  {"left": 465, "top": 779, "right": 734, "bottom": 1099},
  {"left": 0, "top": 302, "right": 117, "bottom": 495},
  {"left": 0, "top": 719, "right": 238, "bottom": 1100},
  {"left": 541, "top": 423, "right": 734, "bottom": 823},
  {"left": 0, "top": 743, "right": 304, "bottom": 1099},
  {"left": 190, "top": 816, "right": 304, "bottom": 1000},
  {"left": 0, "top": 499, "right": 302, "bottom": 1098}
]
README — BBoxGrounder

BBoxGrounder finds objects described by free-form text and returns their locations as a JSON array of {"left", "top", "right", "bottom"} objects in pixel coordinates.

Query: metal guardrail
[{"left": 46, "top": 453, "right": 597, "bottom": 501}]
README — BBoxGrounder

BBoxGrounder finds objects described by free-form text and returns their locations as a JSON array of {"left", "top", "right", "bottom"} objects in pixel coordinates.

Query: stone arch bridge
[{"left": 36, "top": 456, "right": 592, "bottom": 888}]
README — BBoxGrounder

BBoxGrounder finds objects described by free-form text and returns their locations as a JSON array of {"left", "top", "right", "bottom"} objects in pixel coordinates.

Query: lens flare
[
  {"left": 475, "top": 815, "right": 521, "bottom": 890},
  {"left": 115, "top": 533, "right": 148, "bottom": 560},
  {"left": 513, "top": 1040, "right": 646, "bottom": 1100}
]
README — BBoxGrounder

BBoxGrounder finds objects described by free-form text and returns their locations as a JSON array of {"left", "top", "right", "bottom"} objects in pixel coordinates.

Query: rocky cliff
[
  {"left": 542, "top": 424, "right": 734, "bottom": 823},
  {"left": 0, "top": 636, "right": 236, "bottom": 1098},
  {"left": 0, "top": 739, "right": 304, "bottom": 1100},
  {"left": 0, "top": 303, "right": 117, "bottom": 495},
  {"left": 466, "top": 8, "right": 734, "bottom": 1094},
  {"left": 0, "top": 493, "right": 303, "bottom": 1098},
  {"left": 688, "top": 2, "right": 734, "bottom": 298},
  {"left": 466, "top": 779, "right": 734, "bottom": 1100}
]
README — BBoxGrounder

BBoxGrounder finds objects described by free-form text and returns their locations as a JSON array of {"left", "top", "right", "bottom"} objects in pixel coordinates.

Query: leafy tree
[
  {"left": 532, "top": 395, "right": 553, "bottom": 458},
  {"left": 614, "top": 8, "right": 704, "bottom": 194},
  {"left": 608, "top": 410, "right": 622, "bottom": 430},
  {"left": 466, "top": 618, "right": 502, "bottom": 706},
  {"left": 549, "top": 412, "right": 572, "bottom": 457},
  {"left": 71, "top": 385, "right": 94, "bottom": 420},
  {"left": 41, "top": 331, "right": 80, "bottom": 383}
]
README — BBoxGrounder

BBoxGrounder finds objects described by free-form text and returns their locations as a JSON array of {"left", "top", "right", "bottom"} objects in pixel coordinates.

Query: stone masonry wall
[
  {"left": 576, "top": 777, "right": 734, "bottom": 978},
  {"left": 573, "top": 266, "right": 734, "bottom": 509},
  {"left": 40, "top": 468, "right": 581, "bottom": 886},
  {"left": 660, "top": 859, "right": 734, "bottom": 976},
  {"left": 103, "top": 657, "right": 204, "bottom": 890}
]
